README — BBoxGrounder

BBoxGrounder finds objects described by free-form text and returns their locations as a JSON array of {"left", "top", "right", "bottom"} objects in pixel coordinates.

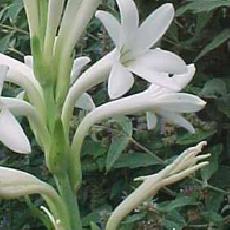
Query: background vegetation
[{"left": 0, "top": 0, "right": 230, "bottom": 229}]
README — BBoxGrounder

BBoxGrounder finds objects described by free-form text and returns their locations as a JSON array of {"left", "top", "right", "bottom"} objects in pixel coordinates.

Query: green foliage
[{"left": 0, "top": 0, "right": 230, "bottom": 229}]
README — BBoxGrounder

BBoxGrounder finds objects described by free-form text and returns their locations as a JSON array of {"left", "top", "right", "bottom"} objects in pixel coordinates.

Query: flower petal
[
  {"left": 136, "top": 3, "right": 174, "bottom": 52},
  {"left": 171, "top": 64, "right": 195, "bottom": 91},
  {"left": 129, "top": 65, "right": 177, "bottom": 88},
  {"left": 0, "top": 166, "right": 39, "bottom": 185},
  {"left": 0, "top": 53, "right": 36, "bottom": 81},
  {"left": 1, "top": 97, "right": 34, "bottom": 116},
  {"left": 70, "top": 56, "right": 91, "bottom": 83},
  {"left": 75, "top": 93, "right": 95, "bottom": 111},
  {"left": 155, "top": 93, "right": 206, "bottom": 113},
  {"left": 95, "top": 10, "right": 121, "bottom": 47},
  {"left": 24, "top": 56, "right": 34, "bottom": 69},
  {"left": 108, "top": 62, "right": 134, "bottom": 99},
  {"left": 130, "top": 48, "right": 187, "bottom": 75},
  {"left": 158, "top": 111, "right": 195, "bottom": 133},
  {"left": 146, "top": 112, "right": 157, "bottom": 130},
  {"left": 143, "top": 64, "right": 195, "bottom": 93},
  {"left": 0, "top": 166, "right": 58, "bottom": 199},
  {"left": 0, "top": 65, "right": 9, "bottom": 94},
  {"left": 0, "top": 109, "right": 31, "bottom": 154},
  {"left": 116, "top": 0, "right": 139, "bottom": 45},
  {"left": 16, "top": 91, "right": 25, "bottom": 100}
]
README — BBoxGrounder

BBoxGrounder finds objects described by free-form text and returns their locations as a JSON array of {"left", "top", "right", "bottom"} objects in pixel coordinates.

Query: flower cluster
[{"left": 0, "top": 0, "right": 210, "bottom": 229}]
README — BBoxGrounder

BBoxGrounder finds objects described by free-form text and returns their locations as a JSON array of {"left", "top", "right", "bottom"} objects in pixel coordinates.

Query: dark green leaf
[
  {"left": 176, "top": 0, "right": 230, "bottom": 16},
  {"left": 195, "top": 29, "right": 230, "bottom": 61},
  {"left": 201, "top": 79, "right": 227, "bottom": 98},
  {"left": 114, "top": 153, "right": 161, "bottom": 169},
  {"left": 201, "top": 144, "right": 222, "bottom": 181},
  {"left": 106, "top": 135, "right": 130, "bottom": 171}
]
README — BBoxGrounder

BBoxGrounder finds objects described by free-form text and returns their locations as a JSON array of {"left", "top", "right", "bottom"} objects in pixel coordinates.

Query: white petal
[
  {"left": 136, "top": 4, "right": 174, "bottom": 52},
  {"left": 143, "top": 64, "right": 195, "bottom": 93},
  {"left": 158, "top": 111, "right": 195, "bottom": 133},
  {"left": 0, "top": 53, "right": 36, "bottom": 81},
  {"left": 16, "top": 91, "right": 25, "bottom": 100},
  {"left": 146, "top": 112, "right": 157, "bottom": 130},
  {"left": 0, "top": 109, "right": 31, "bottom": 154},
  {"left": 116, "top": 0, "right": 139, "bottom": 45},
  {"left": 130, "top": 48, "right": 187, "bottom": 75},
  {"left": 1, "top": 97, "right": 34, "bottom": 116},
  {"left": 0, "top": 65, "right": 9, "bottom": 94},
  {"left": 0, "top": 166, "right": 57, "bottom": 199},
  {"left": 172, "top": 64, "right": 195, "bottom": 91},
  {"left": 95, "top": 10, "right": 121, "bottom": 46},
  {"left": 24, "top": 56, "right": 34, "bottom": 69},
  {"left": 155, "top": 93, "right": 206, "bottom": 113},
  {"left": 129, "top": 65, "right": 178, "bottom": 89},
  {"left": 75, "top": 93, "right": 95, "bottom": 111},
  {"left": 70, "top": 56, "right": 91, "bottom": 83},
  {"left": 0, "top": 166, "right": 39, "bottom": 185},
  {"left": 108, "top": 62, "right": 134, "bottom": 99}
]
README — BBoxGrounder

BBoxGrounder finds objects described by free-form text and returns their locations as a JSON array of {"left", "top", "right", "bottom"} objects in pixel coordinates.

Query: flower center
[{"left": 119, "top": 45, "right": 135, "bottom": 67}]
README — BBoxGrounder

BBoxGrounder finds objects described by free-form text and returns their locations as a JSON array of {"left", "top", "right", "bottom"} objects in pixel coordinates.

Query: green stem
[{"left": 55, "top": 172, "right": 82, "bottom": 230}]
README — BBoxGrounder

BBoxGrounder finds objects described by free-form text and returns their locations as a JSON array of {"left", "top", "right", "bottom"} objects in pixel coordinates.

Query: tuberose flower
[
  {"left": 74, "top": 83, "right": 206, "bottom": 139},
  {"left": 146, "top": 64, "right": 196, "bottom": 132},
  {"left": 96, "top": 0, "right": 187, "bottom": 99}
]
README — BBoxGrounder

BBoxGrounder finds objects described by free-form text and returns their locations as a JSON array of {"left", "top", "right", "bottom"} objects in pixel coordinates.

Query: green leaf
[
  {"left": 176, "top": 0, "right": 230, "bottom": 16},
  {"left": 202, "top": 211, "right": 223, "bottom": 223},
  {"left": 106, "top": 135, "right": 130, "bottom": 172},
  {"left": 0, "top": 34, "right": 11, "bottom": 52},
  {"left": 195, "top": 29, "right": 230, "bottom": 61},
  {"left": 211, "top": 166, "right": 230, "bottom": 188},
  {"left": 7, "top": 0, "right": 23, "bottom": 22},
  {"left": 176, "top": 129, "right": 217, "bottom": 146},
  {"left": 122, "top": 213, "right": 146, "bottom": 223},
  {"left": 162, "top": 219, "right": 183, "bottom": 230},
  {"left": 201, "top": 79, "right": 227, "bottom": 98},
  {"left": 159, "top": 196, "right": 198, "bottom": 212},
  {"left": 201, "top": 144, "right": 222, "bottom": 181},
  {"left": 217, "top": 94, "right": 230, "bottom": 118},
  {"left": 113, "top": 115, "right": 133, "bottom": 137},
  {"left": 114, "top": 153, "right": 162, "bottom": 169}
]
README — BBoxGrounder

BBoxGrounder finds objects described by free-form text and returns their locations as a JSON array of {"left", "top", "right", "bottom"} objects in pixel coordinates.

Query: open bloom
[
  {"left": 146, "top": 64, "right": 196, "bottom": 132},
  {"left": 96, "top": 0, "right": 187, "bottom": 99},
  {"left": 0, "top": 65, "right": 31, "bottom": 153},
  {"left": 75, "top": 84, "right": 206, "bottom": 139}
]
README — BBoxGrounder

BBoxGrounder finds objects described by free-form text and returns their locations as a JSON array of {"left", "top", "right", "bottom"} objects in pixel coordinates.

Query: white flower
[
  {"left": 146, "top": 64, "right": 196, "bottom": 133},
  {"left": 75, "top": 83, "right": 206, "bottom": 137},
  {"left": 96, "top": 0, "right": 187, "bottom": 99},
  {"left": 0, "top": 65, "right": 31, "bottom": 154}
]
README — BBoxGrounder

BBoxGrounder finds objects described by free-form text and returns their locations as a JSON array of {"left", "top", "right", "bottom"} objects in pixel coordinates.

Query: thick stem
[{"left": 55, "top": 172, "right": 82, "bottom": 230}]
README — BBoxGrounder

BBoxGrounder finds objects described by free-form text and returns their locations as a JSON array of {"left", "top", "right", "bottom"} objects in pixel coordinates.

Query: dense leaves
[{"left": 0, "top": 0, "right": 230, "bottom": 229}]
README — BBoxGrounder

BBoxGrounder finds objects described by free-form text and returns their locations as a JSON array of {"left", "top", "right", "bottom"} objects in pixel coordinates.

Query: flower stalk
[{"left": 0, "top": 0, "right": 210, "bottom": 229}]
